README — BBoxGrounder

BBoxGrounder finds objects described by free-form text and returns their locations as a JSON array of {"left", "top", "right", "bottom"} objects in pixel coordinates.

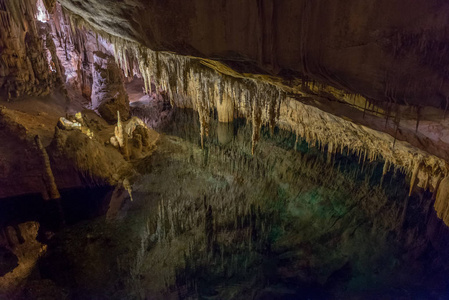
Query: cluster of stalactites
[
  {"left": 107, "top": 35, "right": 447, "bottom": 192},
  {"left": 287, "top": 98, "right": 447, "bottom": 197},
  {"left": 102, "top": 36, "right": 285, "bottom": 152},
  {"left": 61, "top": 17, "right": 285, "bottom": 151},
  {"left": 186, "top": 67, "right": 283, "bottom": 151}
]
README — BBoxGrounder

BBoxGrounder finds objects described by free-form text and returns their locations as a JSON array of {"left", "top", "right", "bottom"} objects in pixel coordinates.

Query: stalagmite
[
  {"left": 114, "top": 110, "right": 129, "bottom": 160},
  {"left": 35, "top": 135, "right": 60, "bottom": 200},
  {"left": 123, "top": 178, "right": 133, "bottom": 202},
  {"left": 115, "top": 111, "right": 125, "bottom": 148}
]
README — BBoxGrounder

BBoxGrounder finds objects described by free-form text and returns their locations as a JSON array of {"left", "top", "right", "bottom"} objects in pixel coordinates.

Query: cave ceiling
[{"left": 57, "top": 0, "right": 449, "bottom": 109}]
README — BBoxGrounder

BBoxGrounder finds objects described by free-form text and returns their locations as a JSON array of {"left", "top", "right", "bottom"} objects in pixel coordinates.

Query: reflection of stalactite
[
  {"left": 251, "top": 94, "right": 262, "bottom": 155},
  {"left": 205, "top": 203, "right": 213, "bottom": 252},
  {"left": 150, "top": 117, "right": 427, "bottom": 298}
]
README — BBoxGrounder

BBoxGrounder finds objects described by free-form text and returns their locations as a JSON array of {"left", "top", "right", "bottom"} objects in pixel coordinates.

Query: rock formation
[
  {"left": 91, "top": 52, "right": 130, "bottom": 123},
  {"left": 34, "top": 134, "right": 60, "bottom": 200},
  {"left": 0, "top": 222, "right": 46, "bottom": 297},
  {"left": 0, "top": 0, "right": 58, "bottom": 100}
]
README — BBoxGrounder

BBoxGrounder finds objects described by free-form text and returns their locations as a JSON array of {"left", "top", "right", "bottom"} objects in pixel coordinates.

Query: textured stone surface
[
  {"left": 0, "top": 97, "right": 155, "bottom": 198},
  {"left": 47, "top": 3, "right": 114, "bottom": 104}
]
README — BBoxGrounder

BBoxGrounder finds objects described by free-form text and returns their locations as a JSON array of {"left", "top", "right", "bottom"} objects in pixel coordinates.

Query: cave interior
[{"left": 1, "top": 0, "right": 449, "bottom": 299}]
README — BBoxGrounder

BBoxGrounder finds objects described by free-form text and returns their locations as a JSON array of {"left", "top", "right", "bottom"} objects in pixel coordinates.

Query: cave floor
[{"left": 6, "top": 108, "right": 447, "bottom": 300}]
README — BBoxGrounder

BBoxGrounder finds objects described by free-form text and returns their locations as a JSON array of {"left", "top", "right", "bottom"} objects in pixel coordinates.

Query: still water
[{"left": 5, "top": 108, "right": 449, "bottom": 299}]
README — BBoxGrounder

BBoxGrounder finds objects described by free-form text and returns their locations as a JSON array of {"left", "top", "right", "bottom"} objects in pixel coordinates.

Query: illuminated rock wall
[{"left": 0, "top": 0, "right": 58, "bottom": 100}]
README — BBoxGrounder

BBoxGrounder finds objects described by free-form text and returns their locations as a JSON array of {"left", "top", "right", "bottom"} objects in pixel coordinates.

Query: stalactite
[
  {"left": 409, "top": 158, "right": 422, "bottom": 196},
  {"left": 380, "top": 160, "right": 390, "bottom": 186},
  {"left": 363, "top": 98, "right": 368, "bottom": 118},
  {"left": 432, "top": 173, "right": 443, "bottom": 200}
]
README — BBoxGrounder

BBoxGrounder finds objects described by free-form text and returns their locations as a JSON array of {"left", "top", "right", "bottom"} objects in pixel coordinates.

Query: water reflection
[{"left": 37, "top": 108, "right": 449, "bottom": 299}]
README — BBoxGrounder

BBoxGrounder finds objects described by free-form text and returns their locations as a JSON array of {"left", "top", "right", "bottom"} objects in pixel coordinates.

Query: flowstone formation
[
  {"left": 57, "top": 0, "right": 449, "bottom": 112},
  {"left": 48, "top": 109, "right": 156, "bottom": 188}
]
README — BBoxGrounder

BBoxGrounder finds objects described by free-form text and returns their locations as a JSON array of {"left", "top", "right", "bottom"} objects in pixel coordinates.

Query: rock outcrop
[{"left": 0, "top": 97, "right": 156, "bottom": 199}]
